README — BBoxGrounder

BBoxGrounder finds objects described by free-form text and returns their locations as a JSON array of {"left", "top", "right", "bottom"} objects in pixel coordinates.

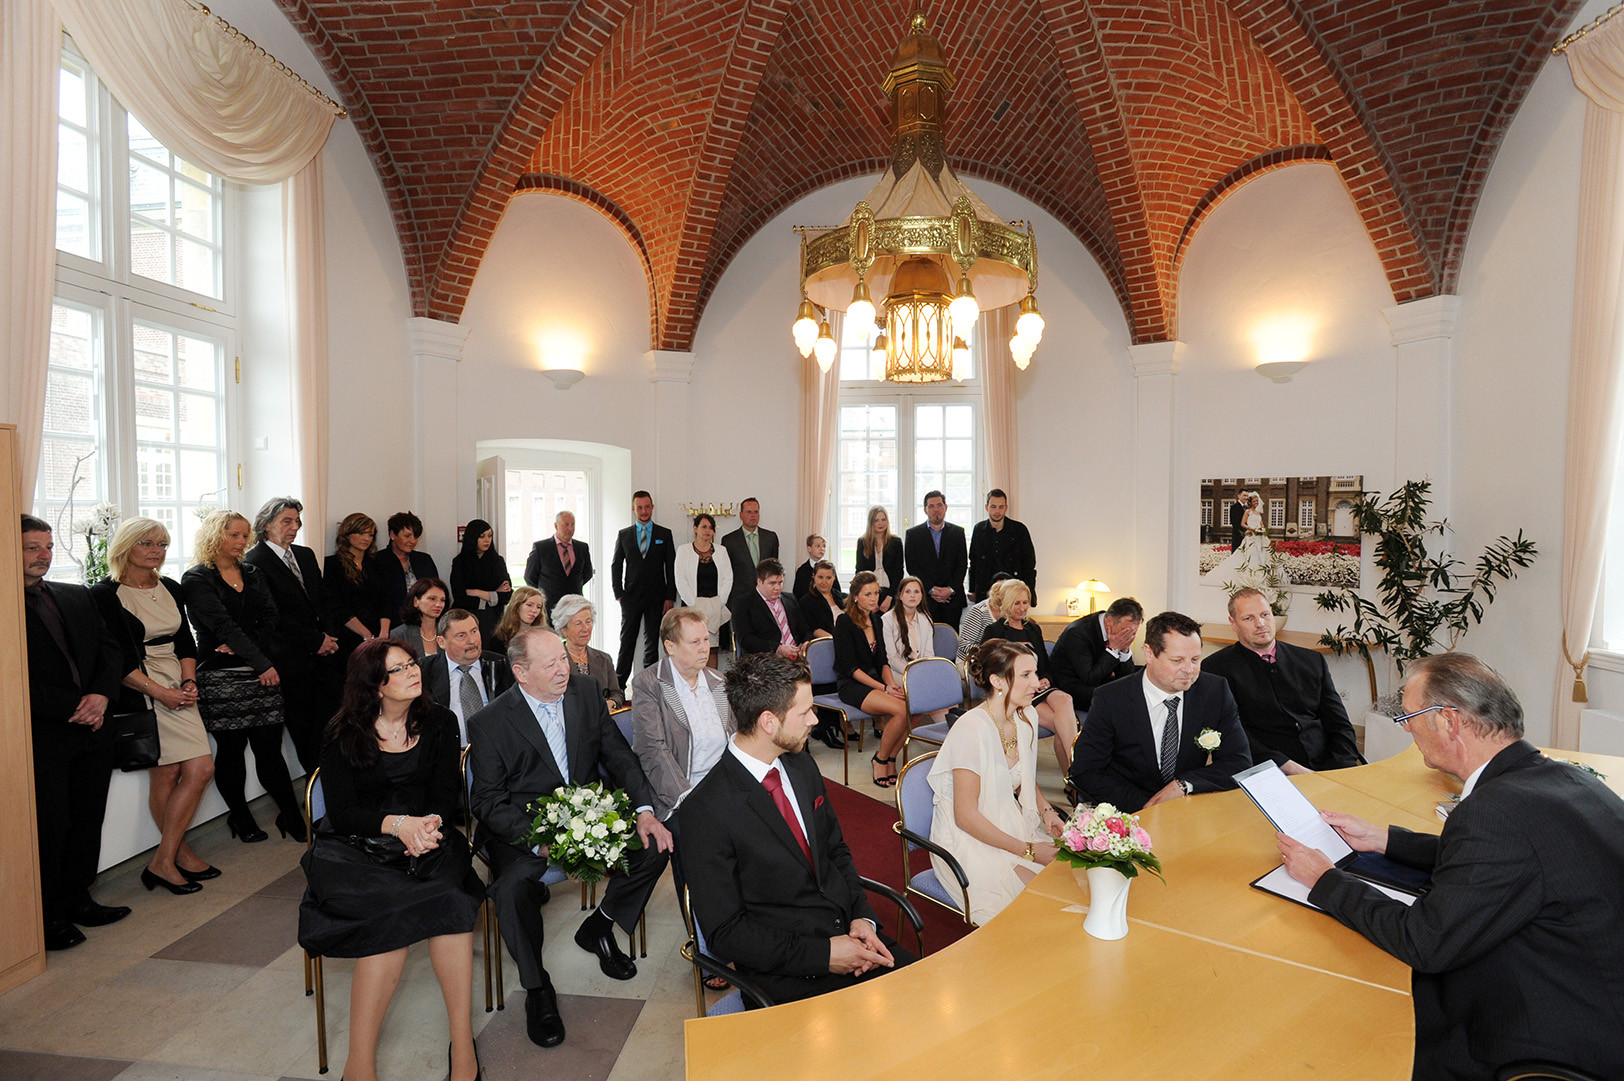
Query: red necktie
[
  {"left": 761, "top": 768, "right": 812, "bottom": 865},
  {"left": 559, "top": 540, "right": 574, "bottom": 574}
]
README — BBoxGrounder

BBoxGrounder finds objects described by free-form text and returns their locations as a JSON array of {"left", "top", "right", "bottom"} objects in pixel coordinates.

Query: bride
[{"left": 1209, "top": 491, "right": 1272, "bottom": 580}]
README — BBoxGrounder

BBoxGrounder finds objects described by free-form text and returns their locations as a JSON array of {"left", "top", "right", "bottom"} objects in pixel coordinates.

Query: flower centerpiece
[
  {"left": 1053, "top": 803, "right": 1163, "bottom": 940},
  {"left": 522, "top": 782, "right": 642, "bottom": 885},
  {"left": 73, "top": 502, "right": 122, "bottom": 585}
]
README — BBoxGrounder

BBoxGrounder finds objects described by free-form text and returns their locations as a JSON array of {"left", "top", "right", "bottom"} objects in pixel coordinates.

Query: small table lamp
[{"left": 1068, "top": 579, "right": 1111, "bottom": 617}]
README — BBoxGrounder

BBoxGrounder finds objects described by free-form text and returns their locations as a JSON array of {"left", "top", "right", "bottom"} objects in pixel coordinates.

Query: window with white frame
[
  {"left": 1268, "top": 499, "right": 1286, "bottom": 530},
  {"left": 1201, "top": 500, "right": 1212, "bottom": 527},
  {"left": 1298, "top": 498, "right": 1316, "bottom": 532}
]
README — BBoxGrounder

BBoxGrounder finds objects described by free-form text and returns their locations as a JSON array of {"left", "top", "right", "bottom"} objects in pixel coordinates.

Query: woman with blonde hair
[
  {"left": 323, "top": 512, "right": 391, "bottom": 668},
  {"left": 90, "top": 518, "right": 218, "bottom": 892},
  {"left": 980, "top": 579, "right": 1079, "bottom": 771},
  {"left": 854, "top": 506, "right": 905, "bottom": 613},
  {"left": 490, "top": 585, "right": 547, "bottom": 657}
]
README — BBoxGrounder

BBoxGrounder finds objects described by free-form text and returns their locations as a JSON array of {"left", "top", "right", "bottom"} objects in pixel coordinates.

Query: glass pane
[
  {"left": 127, "top": 113, "right": 169, "bottom": 166},
  {"left": 135, "top": 386, "right": 175, "bottom": 442},
  {"left": 55, "top": 192, "right": 92, "bottom": 257},
  {"left": 177, "top": 392, "right": 217, "bottom": 446},
  {"left": 945, "top": 476, "right": 973, "bottom": 506},
  {"left": 916, "top": 440, "right": 943, "bottom": 472},
  {"left": 133, "top": 324, "right": 173, "bottom": 381},
  {"left": 178, "top": 158, "right": 212, "bottom": 187},
  {"left": 37, "top": 440, "right": 100, "bottom": 501},
  {"left": 180, "top": 448, "right": 221, "bottom": 502},
  {"left": 58, "top": 125, "right": 89, "bottom": 192},
  {"left": 178, "top": 237, "right": 218, "bottom": 297},
  {"left": 129, "top": 160, "right": 171, "bottom": 223},
  {"left": 50, "top": 306, "right": 95, "bottom": 370},
  {"left": 130, "top": 217, "right": 172, "bottom": 283},
  {"left": 59, "top": 65, "right": 86, "bottom": 126},
  {"left": 945, "top": 438, "right": 972, "bottom": 471},
  {"left": 945, "top": 404, "right": 973, "bottom": 437},
  {"left": 178, "top": 180, "right": 214, "bottom": 242},
  {"left": 916, "top": 404, "right": 943, "bottom": 438},
  {"left": 176, "top": 334, "right": 218, "bottom": 390},
  {"left": 137, "top": 445, "right": 177, "bottom": 500},
  {"left": 43, "top": 371, "right": 96, "bottom": 435}
]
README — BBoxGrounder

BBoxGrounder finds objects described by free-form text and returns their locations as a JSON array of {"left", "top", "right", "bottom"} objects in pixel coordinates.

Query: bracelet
[
  {"left": 180, "top": 678, "right": 197, "bottom": 687},
  {"left": 1023, "top": 841, "right": 1035, "bottom": 861},
  {"left": 389, "top": 814, "right": 407, "bottom": 836}
]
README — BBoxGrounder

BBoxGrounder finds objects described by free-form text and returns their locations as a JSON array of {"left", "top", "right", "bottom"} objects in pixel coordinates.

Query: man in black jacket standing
[
  {"left": 610, "top": 490, "right": 676, "bottom": 685},
  {"left": 967, "top": 488, "right": 1035, "bottom": 603},
  {"left": 524, "top": 510, "right": 592, "bottom": 607},
  {"left": 904, "top": 490, "right": 967, "bottom": 629}
]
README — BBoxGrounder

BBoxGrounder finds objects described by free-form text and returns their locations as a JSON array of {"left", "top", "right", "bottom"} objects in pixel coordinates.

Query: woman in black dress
[
  {"left": 796, "top": 559, "right": 845, "bottom": 639},
  {"left": 833, "top": 572, "right": 911, "bottom": 787},
  {"left": 980, "top": 580, "right": 1078, "bottom": 772},
  {"left": 299, "top": 639, "right": 483, "bottom": 1081},
  {"left": 324, "top": 512, "right": 391, "bottom": 668},
  {"left": 449, "top": 518, "right": 511, "bottom": 642}
]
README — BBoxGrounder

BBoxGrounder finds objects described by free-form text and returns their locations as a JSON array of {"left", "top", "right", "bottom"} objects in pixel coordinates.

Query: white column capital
[
  {"left": 647, "top": 349, "right": 697, "bottom": 383},
  {"left": 1383, "top": 295, "right": 1459, "bottom": 347},
  {"left": 1128, "top": 340, "right": 1185, "bottom": 378},
  {"left": 406, "top": 316, "right": 466, "bottom": 363}
]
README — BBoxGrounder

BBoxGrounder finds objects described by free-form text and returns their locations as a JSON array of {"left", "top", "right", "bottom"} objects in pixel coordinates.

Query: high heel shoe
[
  {"left": 275, "top": 812, "right": 308, "bottom": 843},
  {"left": 226, "top": 812, "right": 267, "bottom": 843},
  {"left": 448, "top": 1039, "right": 482, "bottom": 1081},
  {"left": 870, "top": 754, "right": 897, "bottom": 788},
  {"left": 142, "top": 867, "right": 202, "bottom": 895},
  {"left": 178, "top": 864, "right": 221, "bottom": 881}
]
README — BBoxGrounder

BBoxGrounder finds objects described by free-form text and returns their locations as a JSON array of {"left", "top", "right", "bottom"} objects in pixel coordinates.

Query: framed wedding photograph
[{"left": 1198, "top": 476, "right": 1363, "bottom": 590}]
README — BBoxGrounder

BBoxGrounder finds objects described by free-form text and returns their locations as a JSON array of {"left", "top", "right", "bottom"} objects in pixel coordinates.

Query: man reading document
[{"left": 1276, "top": 654, "right": 1624, "bottom": 1081}]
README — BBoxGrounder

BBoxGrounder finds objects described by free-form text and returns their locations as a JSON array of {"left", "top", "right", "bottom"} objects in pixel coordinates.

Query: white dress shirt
[
  {"left": 1140, "top": 672, "right": 1185, "bottom": 764},
  {"left": 727, "top": 740, "right": 808, "bottom": 838},
  {"left": 1458, "top": 760, "right": 1490, "bottom": 801},
  {"left": 673, "top": 666, "right": 728, "bottom": 785}
]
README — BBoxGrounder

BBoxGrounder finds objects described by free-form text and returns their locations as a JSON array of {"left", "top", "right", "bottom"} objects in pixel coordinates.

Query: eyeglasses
[
  {"left": 134, "top": 539, "right": 170, "bottom": 549},
  {"left": 1390, "top": 703, "right": 1449, "bottom": 729},
  {"left": 385, "top": 658, "right": 419, "bottom": 676}
]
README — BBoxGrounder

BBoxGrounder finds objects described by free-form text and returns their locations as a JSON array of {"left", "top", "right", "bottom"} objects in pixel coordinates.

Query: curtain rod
[
  {"left": 1555, "top": 3, "right": 1624, "bottom": 55},
  {"left": 184, "top": 1, "right": 347, "bottom": 117}
]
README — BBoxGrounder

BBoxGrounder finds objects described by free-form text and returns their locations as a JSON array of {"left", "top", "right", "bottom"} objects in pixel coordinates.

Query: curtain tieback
[{"left": 1561, "top": 630, "right": 1590, "bottom": 704}]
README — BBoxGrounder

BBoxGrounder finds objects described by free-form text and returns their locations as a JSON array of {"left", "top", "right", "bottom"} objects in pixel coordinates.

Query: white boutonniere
[{"left": 1196, "top": 728, "right": 1221, "bottom": 763}]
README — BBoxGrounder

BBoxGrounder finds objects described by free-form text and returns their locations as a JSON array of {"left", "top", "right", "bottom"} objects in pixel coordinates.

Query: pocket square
[{"left": 814, "top": 795, "right": 825, "bottom": 809}]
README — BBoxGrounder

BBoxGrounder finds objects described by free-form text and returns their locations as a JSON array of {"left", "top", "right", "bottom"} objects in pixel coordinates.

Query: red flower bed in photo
[{"left": 1273, "top": 540, "right": 1360, "bottom": 557}]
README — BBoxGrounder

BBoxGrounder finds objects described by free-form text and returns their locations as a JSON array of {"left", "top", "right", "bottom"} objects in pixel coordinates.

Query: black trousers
[
  {"left": 484, "top": 834, "right": 668, "bottom": 990},
  {"left": 32, "top": 723, "right": 114, "bottom": 923},
  {"left": 212, "top": 725, "right": 301, "bottom": 823},
  {"left": 615, "top": 596, "right": 663, "bottom": 684},
  {"left": 277, "top": 654, "right": 339, "bottom": 775}
]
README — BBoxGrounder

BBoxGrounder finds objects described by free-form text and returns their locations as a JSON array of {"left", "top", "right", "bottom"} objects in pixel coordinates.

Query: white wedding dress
[{"left": 1208, "top": 509, "right": 1271, "bottom": 582}]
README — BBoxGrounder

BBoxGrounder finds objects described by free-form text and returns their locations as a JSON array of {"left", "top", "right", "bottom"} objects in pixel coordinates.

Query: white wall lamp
[
  {"left": 540, "top": 367, "right": 585, "bottom": 390},
  {"left": 1255, "top": 361, "right": 1307, "bottom": 383}
]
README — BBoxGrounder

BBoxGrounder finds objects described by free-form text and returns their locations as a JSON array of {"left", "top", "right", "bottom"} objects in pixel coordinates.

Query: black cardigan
[
  {"left": 980, "top": 619, "right": 1052, "bottom": 681},
  {"left": 832, "top": 611, "right": 890, "bottom": 684},
  {"left": 89, "top": 576, "right": 197, "bottom": 713},
  {"left": 318, "top": 705, "right": 462, "bottom": 837},
  {"left": 853, "top": 536, "right": 904, "bottom": 602},
  {"left": 181, "top": 562, "right": 281, "bottom": 674}
]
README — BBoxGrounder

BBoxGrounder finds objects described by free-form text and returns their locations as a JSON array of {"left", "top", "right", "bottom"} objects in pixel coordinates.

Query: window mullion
[{"left": 106, "top": 296, "right": 138, "bottom": 516}]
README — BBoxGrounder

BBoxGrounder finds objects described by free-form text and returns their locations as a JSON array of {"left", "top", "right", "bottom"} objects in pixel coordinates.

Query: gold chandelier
[{"left": 791, "top": 12, "right": 1043, "bottom": 382}]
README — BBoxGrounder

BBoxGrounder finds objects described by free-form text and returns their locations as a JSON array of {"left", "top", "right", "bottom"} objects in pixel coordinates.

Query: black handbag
[
  {"left": 111, "top": 707, "right": 161, "bottom": 771},
  {"left": 317, "top": 829, "right": 444, "bottom": 879}
]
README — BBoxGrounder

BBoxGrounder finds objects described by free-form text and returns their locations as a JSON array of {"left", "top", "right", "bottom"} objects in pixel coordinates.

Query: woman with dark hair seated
[
  {"left": 489, "top": 585, "right": 547, "bottom": 658},
  {"left": 833, "top": 572, "right": 913, "bottom": 787},
  {"left": 389, "top": 577, "right": 449, "bottom": 659},
  {"left": 796, "top": 560, "right": 845, "bottom": 640},
  {"left": 449, "top": 518, "right": 511, "bottom": 642},
  {"left": 298, "top": 639, "right": 484, "bottom": 1081}
]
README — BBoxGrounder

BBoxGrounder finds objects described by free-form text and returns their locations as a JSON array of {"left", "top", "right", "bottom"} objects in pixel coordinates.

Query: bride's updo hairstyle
[{"left": 968, "top": 639, "right": 1038, "bottom": 695}]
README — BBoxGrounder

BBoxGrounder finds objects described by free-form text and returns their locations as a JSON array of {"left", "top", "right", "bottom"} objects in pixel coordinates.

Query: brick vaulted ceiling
[{"left": 276, "top": 0, "right": 1582, "bottom": 347}]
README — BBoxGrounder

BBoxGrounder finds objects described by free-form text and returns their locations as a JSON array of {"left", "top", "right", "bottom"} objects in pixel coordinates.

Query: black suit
[
  {"left": 1050, "top": 613, "right": 1137, "bottom": 708},
  {"left": 468, "top": 675, "right": 667, "bottom": 990},
  {"left": 1310, "top": 741, "right": 1624, "bottom": 1081},
  {"left": 421, "top": 650, "right": 514, "bottom": 744},
  {"left": 523, "top": 537, "right": 593, "bottom": 606},
  {"left": 1228, "top": 499, "right": 1245, "bottom": 551},
  {"left": 244, "top": 540, "right": 336, "bottom": 771},
  {"left": 797, "top": 591, "right": 842, "bottom": 640},
  {"left": 24, "top": 580, "right": 123, "bottom": 925},
  {"left": 732, "top": 589, "right": 810, "bottom": 655},
  {"left": 720, "top": 527, "right": 778, "bottom": 606},
  {"left": 1067, "top": 672, "right": 1252, "bottom": 812},
  {"left": 967, "top": 518, "right": 1036, "bottom": 602},
  {"left": 904, "top": 521, "right": 967, "bottom": 629},
  {"left": 678, "top": 748, "right": 911, "bottom": 1005},
  {"left": 1201, "top": 642, "right": 1360, "bottom": 771},
  {"left": 791, "top": 559, "right": 842, "bottom": 602},
  {"left": 373, "top": 548, "right": 440, "bottom": 617},
  {"left": 610, "top": 522, "right": 677, "bottom": 682}
]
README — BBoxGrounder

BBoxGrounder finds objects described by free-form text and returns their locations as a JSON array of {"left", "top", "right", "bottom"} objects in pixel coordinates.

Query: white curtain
[
  {"left": 0, "top": 0, "right": 60, "bottom": 501},
  {"left": 285, "top": 159, "right": 330, "bottom": 539},
  {"left": 798, "top": 323, "right": 841, "bottom": 547},
  {"left": 1556, "top": 21, "right": 1624, "bottom": 749},
  {"left": 979, "top": 305, "right": 1019, "bottom": 515}
]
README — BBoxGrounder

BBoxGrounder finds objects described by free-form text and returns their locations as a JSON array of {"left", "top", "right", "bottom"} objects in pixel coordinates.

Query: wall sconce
[
  {"left": 678, "top": 502, "right": 736, "bottom": 519},
  {"left": 540, "top": 367, "right": 585, "bottom": 390},
  {"left": 1067, "top": 578, "right": 1111, "bottom": 617},
  {"left": 1254, "top": 361, "right": 1307, "bottom": 383}
]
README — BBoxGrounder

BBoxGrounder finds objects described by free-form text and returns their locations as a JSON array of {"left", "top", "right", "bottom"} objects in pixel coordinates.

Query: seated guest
[
  {"left": 298, "top": 640, "right": 484, "bottom": 1081},
  {"left": 421, "top": 609, "right": 512, "bottom": 745},
  {"left": 389, "top": 577, "right": 449, "bottom": 659},
  {"left": 93, "top": 518, "right": 217, "bottom": 893},
  {"left": 374, "top": 511, "right": 440, "bottom": 617},
  {"left": 883, "top": 576, "right": 947, "bottom": 725},
  {"left": 678, "top": 652, "right": 913, "bottom": 1006},
  {"left": 630, "top": 607, "right": 736, "bottom": 826},
  {"left": 675, "top": 513, "right": 732, "bottom": 667},
  {"left": 796, "top": 560, "right": 844, "bottom": 640},
  {"left": 929, "top": 641, "right": 1067, "bottom": 924},
  {"left": 1050, "top": 596, "right": 1142, "bottom": 708},
  {"left": 792, "top": 534, "right": 841, "bottom": 599},
  {"left": 1277, "top": 653, "right": 1624, "bottom": 1081},
  {"left": 489, "top": 585, "right": 547, "bottom": 658},
  {"left": 980, "top": 580, "right": 1079, "bottom": 772},
  {"left": 449, "top": 519, "right": 511, "bottom": 642},
  {"left": 733, "top": 558, "right": 810, "bottom": 658},
  {"left": 955, "top": 572, "right": 1012, "bottom": 664},
  {"left": 469, "top": 628, "right": 672, "bottom": 1048},
  {"left": 1202, "top": 587, "right": 1360, "bottom": 774},
  {"left": 524, "top": 510, "right": 591, "bottom": 603},
  {"left": 324, "top": 513, "right": 390, "bottom": 668},
  {"left": 23, "top": 515, "right": 129, "bottom": 950},
  {"left": 834, "top": 572, "right": 912, "bottom": 787},
  {"left": 551, "top": 593, "right": 625, "bottom": 709},
  {"left": 1068, "top": 611, "right": 1252, "bottom": 812},
  {"left": 854, "top": 505, "right": 904, "bottom": 613}
]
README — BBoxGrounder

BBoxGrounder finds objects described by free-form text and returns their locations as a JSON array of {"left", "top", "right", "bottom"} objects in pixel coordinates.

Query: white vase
[{"left": 1078, "top": 865, "right": 1132, "bottom": 940}]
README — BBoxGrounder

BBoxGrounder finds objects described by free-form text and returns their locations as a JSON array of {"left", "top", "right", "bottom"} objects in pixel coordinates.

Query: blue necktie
[
  {"left": 638, "top": 523, "right": 649, "bottom": 555},
  {"left": 540, "top": 700, "right": 569, "bottom": 783}
]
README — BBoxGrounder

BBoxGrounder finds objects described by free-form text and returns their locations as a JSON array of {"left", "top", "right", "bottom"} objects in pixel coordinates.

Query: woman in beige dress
[
  {"left": 90, "top": 518, "right": 218, "bottom": 893},
  {"left": 927, "top": 639, "right": 1066, "bottom": 925}
]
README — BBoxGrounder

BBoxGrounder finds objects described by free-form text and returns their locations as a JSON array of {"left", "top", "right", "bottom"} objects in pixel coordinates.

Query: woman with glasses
[{"left": 324, "top": 513, "right": 391, "bottom": 670}]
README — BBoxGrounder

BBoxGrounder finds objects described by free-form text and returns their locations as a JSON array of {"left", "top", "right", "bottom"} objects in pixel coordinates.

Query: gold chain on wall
[{"left": 182, "top": 1, "right": 347, "bottom": 116}]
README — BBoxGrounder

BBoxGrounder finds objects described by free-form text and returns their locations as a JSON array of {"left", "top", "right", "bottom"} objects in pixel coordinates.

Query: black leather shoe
[
  {"left": 816, "top": 725, "right": 845, "bottom": 750},
  {"left": 574, "top": 918, "right": 637, "bottom": 980},
  {"left": 178, "top": 864, "right": 222, "bottom": 882},
  {"left": 525, "top": 984, "right": 565, "bottom": 1047},
  {"left": 68, "top": 901, "right": 131, "bottom": 927},
  {"left": 44, "top": 921, "right": 86, "bottom": 951}
]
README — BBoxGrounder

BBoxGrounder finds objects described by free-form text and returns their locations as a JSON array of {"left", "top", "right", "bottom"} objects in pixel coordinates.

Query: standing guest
[
  {"left": 298, "top": 640, "right": 484, "bottom": 1081},
  {"left": 389, "top": 577, "right": 449, "bottom": 660},
  {"left": 967, "top": 489, "right": 1036, "bottom": 603},
  {"left": 732, "top": 559, "right": 810, "bottom": 659},
  {"left": 1203, "top": 587, "right": 1361, "bottom": 774},
  {"left": 835, "top": 572, "right": 912, "bottom": 787},
  {"left": 630, "top": 607, "right": 736, "bottom": 829},
  {"left": 22, "top": 515, "right": 129, "bottom": 950},
  {"left": 1278, "top": 653, "right": 1624, "bottom": 1081},
  {"left": 552, "top": 594, "right": 625, "bottom": 709},
  {"left": 792, "top": 534, "right": 841, "bottom": 600},
  {"left": 1050, "top": 596, "right": 1142, "bottom": 710},
  {"left": 854, "top": 506, "right": 904, "bottom": 612},
  {"left": 675, "top": 513, "right": 732, "bottom": 667},
  {"left": 797, "top": 560, "right": 845, "bottom": 640},
  {"left": 524, "top": 510, "right": 592, "bottom": 604},
  {"left": 929, "top": 640, "right": 1067, "bottom": 924},
  {"left": 92, "top": 518, "right": 217, "bottom": 895},
  {"left": 183, "top": 510, "right": 305, "bottom": 844},
  {"left": 489, "top": 585, "right": 547, "bottom": 658},
  {"left": 720, "top": 498, "right": 778, "bottom": 635},
  {"left": 374, "top": 511, "right": 440, "bottom": 617},
  {"left": 449, "top": 519, "right": 511, "bottom": 642},
  {"left": 420, "top": 609, "right": 513, "bottom": 746},
  {"left": 324, "top": 513, "right": 390, "bottom": 668},
  {"left": 904, "top": 490, "right": 968, "bottom": 629},
  {"left": 611, "top": 490, "right": 677, "bottom": 685},
  {"left": 979, "top": 580, "right": 1078, "bottom": 772},
  {"left": 244, "top": 496, "right": 339, "bottom": 773}
]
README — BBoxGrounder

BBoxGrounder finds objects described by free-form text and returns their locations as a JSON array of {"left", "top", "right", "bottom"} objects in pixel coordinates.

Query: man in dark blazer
[
  {"left": 678, "top": 652, "right": 912, "bottom": 1006},
  {"left": 1202, "top": 587, "right": 1361, "bottom": 773},
  {"left": 904, "top": 490, "right": 968, "bottom": 629},
  {"left": 1068, "top": 610, "right": 1252, "bottom": 812},
  {"left": 523, "top": 509, "right": 592, "bottom": 605},
  {"left": 791, "top": 533, "right": 840, "bottom": 600},
  {"left": 469, "top": 627, "right": 671, "bottom": 1048},
  {"left": 610, "top": 490, "right": 676, "bottom": 685},
  {"left": 1050, "top": 596, "right": 1143, "bottom": 708},
  {"left": 21, "top": 515, "right": 130, "bottom": 951},
  {"left": 421, "top": 608, "right": 513, "bottom": 744},
  {"left": 967, "top": 488, "right": 1036, "bottom": 602},
  {"left": 1228, "top": 495, "right": 1246, "bottom": 551},
  {"left": 1279, "top": 653, "right": 1624, "bottom": 1081},
  {"left": 244, "top": 496, "right": 339, "bottom": 772},
  {"left": 732, "top": 559, "right": 810, "bottom": 658},
  {"left": 719, "top": 497, "right": 778, "bottom": 647}
]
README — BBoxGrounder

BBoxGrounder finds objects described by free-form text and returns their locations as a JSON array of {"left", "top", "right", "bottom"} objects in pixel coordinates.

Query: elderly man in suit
[
  {"left": 904, "top": 489, "right": 967, "bottom": 629},
  {"left": 524, "top": 510, "right": 592, "bottom": 607},
  {"left": 678, "top": 652, "right": 912, "bottom": 1006},
  {"left": 243, "top": 496, "right": 339, "bottom": 772},
  {"left": 1202, "top": 587, "right": 1361, "bottom": 774},
  {"left": 1279, "top": 653, "right": 1624, "bottom": 1081},
  {"left": 421, "top": 608, "right": 513, "bottom": 745},
  {"left": 469, "top": 627, "right": 672, "bottom": 1048},
  {"left": 610, "top": 490, "right": 676, "bottom": 685},
  {"left": 1050, "top": 596, "right": 1143, "bottom": 709},
  {"left": 22, "top": 514, "right": 130, "bottom": 951},
  {"left": 1067, "top": 610, "right": 1252, "bottom": 812}
]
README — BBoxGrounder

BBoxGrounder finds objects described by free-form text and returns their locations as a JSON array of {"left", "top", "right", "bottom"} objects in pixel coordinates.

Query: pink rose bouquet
[{"left": 1052, "top": 802, "right": 1164, "bottom": 881}]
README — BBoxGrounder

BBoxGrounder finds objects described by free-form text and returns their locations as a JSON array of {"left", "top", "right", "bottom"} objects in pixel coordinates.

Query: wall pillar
[
  {"left": 1130, "top": 341, "right": 1185, "bottom": 615},
  {"left": 1384, "top": 296, "right": 1458, "bottom": 515},
  {"left": 646, "top": 350, "right": 696, "bottom": 519},
  {"left": 407, "top": 316, "right": 466, "bottom": 556}
]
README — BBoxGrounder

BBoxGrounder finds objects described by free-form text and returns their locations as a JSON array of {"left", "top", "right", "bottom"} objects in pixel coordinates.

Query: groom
[{"left": 1228, "top": 494, "right": 1246, "bottom": 551}]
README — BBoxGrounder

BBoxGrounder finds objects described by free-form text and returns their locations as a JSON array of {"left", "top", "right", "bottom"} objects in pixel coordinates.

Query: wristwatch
[{"left": 1179, "top": 780, "right": 1194, "bottom": 796}]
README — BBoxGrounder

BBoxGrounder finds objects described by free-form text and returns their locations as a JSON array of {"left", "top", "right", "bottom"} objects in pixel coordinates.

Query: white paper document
[
  {"left": 1251, "top": 864, "right": 1418, "bottom": 909},
  {"left": 1236, "top": 761, "right": 1354, "bottom": 863}
]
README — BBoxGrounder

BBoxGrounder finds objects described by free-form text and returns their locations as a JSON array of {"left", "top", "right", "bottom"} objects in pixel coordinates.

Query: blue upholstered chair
[{"left": 892, "top": 750, "right": 975, "bottom": 934}]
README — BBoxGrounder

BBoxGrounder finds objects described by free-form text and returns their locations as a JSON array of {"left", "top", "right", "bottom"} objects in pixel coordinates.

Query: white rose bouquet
[
  {"left": 523, "top": 782, "right": 642, "bottom": 884},
  {"left": 1052, "top": 803, "right": 1164, "bottom": 881}
]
